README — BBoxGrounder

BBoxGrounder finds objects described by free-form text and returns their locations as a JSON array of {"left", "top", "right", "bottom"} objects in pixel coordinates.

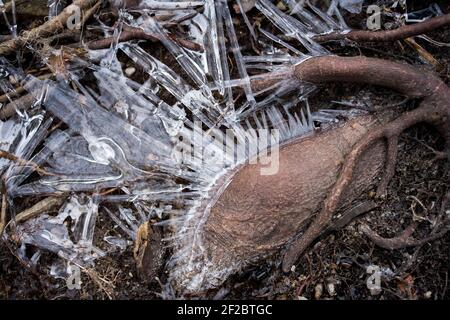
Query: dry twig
[
  {"left": 87, "top": 25, "right": 204, "bottom": 52},
  {"left": 0, "top": 149, "right": 54, "bottom": 176},
  {"left": 0, "top": 0, "right": 99, "bottom": 55},
  {"left": 0, "top": 193, "right": 7, "bottom": 236},
  {"left": 15, "top": 196, "right": 66, "bottom": 224}
]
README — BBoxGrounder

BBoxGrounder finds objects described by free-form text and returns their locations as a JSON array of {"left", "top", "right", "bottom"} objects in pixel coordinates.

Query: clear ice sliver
[{"left": 17, "top": 194, "right": 105, "bottom": 266}]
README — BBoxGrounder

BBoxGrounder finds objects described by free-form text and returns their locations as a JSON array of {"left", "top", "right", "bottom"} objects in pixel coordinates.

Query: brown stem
[
  {"left": 15, "top": 196, "right": 66, "bottom": 224},
  {"left": 313, "top": 14, "right": 450, "bottom": 43},
  {"left": 87, "top": 25, "right": 203, "bottom": 52},
  {"left": 0, "top": 94, "right": 34, "bottom": 120},
  {"left": 0, "top": 149, "right": 54, "bottom": 176},
  {"left": 0, "top": 193, "right": 6, "bottom": 236},
  {"left": 0, "top": 74, "right": 52, "bottom": 104}
]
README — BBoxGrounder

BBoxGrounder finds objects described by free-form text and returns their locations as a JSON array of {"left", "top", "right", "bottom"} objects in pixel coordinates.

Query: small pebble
[
  {"left": 314, "top": 283, "right": 323, "bottom": 300},
  {"left": 327, "top": 282, "right": 336, "bottom": 296},
  {"left": 125, "top": 67, "right": 136, "bottom": 77},
  {"left": 369, "top": 287, "right": 382, "bottom": 296},
  {"left": 276, "top": 1, "right": 286, "bottom": 10}
]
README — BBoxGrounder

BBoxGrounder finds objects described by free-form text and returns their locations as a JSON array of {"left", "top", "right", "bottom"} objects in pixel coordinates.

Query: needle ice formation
[{"left": 0, "top": 0, "right": 360, "bottom": 295}]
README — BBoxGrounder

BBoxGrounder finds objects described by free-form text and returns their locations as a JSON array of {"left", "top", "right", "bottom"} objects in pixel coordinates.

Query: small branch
[
  {"left": 404, "top": 37, "right": 444, "bottom": 71},
  {"left": 87, "top": 25, "right": 204, "bottom": 52},
  {"left": 0, "top": 193, "right": 7, "bottom": 236},
  {"left": 0, "top": 149, "right": 54, "bottom": 176},
  {"left": 15, "top": 196, "right": 66, "bottom": 224},
  {"left": 313, "top": 14, "right": 450, "bottom": 43},
  {"left": 0, "top": 94, "right": 34, "bottom": 120},
  {"left": 0, "top": 0, "right": 99, "bottom": 55},
  {"left": 0, "top": 74, "right": 52, "bottom": 104}
]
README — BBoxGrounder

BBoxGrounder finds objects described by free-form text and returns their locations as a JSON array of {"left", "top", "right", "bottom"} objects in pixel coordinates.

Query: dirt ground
[{"left": 0, "top": 0, "right": 449, "bottom": 300}]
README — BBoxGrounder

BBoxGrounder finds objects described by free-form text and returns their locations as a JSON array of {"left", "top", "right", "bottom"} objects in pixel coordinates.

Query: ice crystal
[{"left": 0, "top": 0, "right": 361, "bottom": 295}]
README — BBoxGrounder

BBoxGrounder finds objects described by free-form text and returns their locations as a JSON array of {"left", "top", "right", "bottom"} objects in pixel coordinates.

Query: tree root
[
  {"left": 313, "top": 14, "right": 450, "bottom": 43},
  {"left": 268, "top": 56, "right": 450, "bottom": 272},
  {"left": 361, "top": 190, "right": 449, "bottom": 251},
  {"left": 359, "top": 222, "right": 449, "bottom": 250},
  {"left": 394, "top": 194, "right": 448, "bottom": 276}
]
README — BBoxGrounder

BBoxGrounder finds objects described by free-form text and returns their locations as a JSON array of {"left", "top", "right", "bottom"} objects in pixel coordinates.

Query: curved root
[{"left": 359, "top": 222, "right": 449, "bottom": 250}]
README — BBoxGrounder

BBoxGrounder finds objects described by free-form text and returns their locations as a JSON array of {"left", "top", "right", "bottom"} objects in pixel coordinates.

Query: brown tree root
[
  {"left": 313, "top": 14, "right": 450, "bottom": 43},
  {"left": 361, "top": 191, "right": 450, "bottom": 250},
  {"left": 359, "top": 222, "right": 449, "bottom": 250},
  {"left": 266, "top": 56, "right": 450, "bottom": 272}
]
